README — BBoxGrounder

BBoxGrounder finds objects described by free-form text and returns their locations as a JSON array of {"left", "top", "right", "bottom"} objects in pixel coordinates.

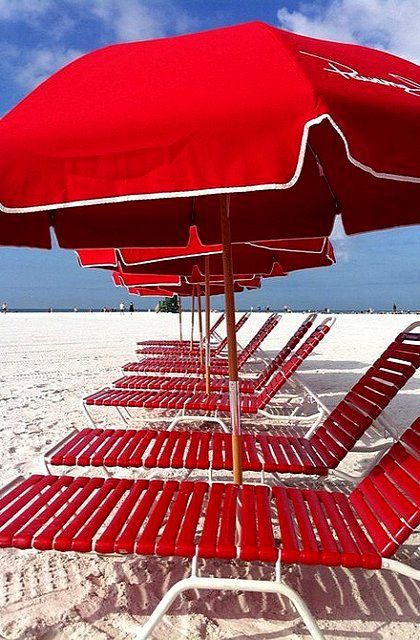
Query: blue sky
[{"left": 0, "top": 0, "right": 419, "bottom": 310}]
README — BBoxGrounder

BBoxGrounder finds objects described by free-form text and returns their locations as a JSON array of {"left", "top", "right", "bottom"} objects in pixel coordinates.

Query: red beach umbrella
[
  {"left": 0, "top": 23, "right": 419, "bottom": 249},
  {"left": 1, "top": 23, "right": 419, "bottom": 484}
]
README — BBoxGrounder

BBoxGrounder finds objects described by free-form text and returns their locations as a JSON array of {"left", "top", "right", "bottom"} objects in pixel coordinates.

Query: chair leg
[
  {"left": 382, "top": 558, "right": 420, "bottom": 581},
  {"left": 135, "top": 574, "right": 325, "bottom": 640},
  {"left": 82, "top": 401, "right": 97, "bottom": 427}
]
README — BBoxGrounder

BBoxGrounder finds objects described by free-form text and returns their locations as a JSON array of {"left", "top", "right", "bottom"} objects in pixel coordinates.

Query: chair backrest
[
  {"left": 237, "top": 313, "right": 281, "bottom": 366},
  {"left": 215, "top": 312, "right": 250, "bottom": 354},
  {"left": 257, "top": 317, "right": 334, "bottom": 408},
  {"left": 209, "top": 312, "right": 225, "bottom": 338},
  {"left": 349, "top": 418, "right": 420, "bottom": 558},
  {"left": 255, "top": 313, "right": 317, "bottom": 389},
  {"left": 309, "top": 322, "right": 420, "bottom": 466}
]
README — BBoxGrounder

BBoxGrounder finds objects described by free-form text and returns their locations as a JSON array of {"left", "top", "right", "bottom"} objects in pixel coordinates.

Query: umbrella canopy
[
  {"left": 77, "top": 235, "right": 335, "bottom": 276},
  {"left": 127, "top": 279, "right": 261, "bottom": 297},
  {"left": 0, "top": 21, "right": 419, "bottom": 249}
]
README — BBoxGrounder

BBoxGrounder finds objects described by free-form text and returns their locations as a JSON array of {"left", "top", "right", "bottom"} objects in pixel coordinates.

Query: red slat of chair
[
  {"left": 156, "top": 432, "right": 181, "bottom": 468},
  {"left": 4, "top": 476, "right": 72, "bottom": 549},
  {"left": 368, "top": 466, "right": 419, "bottom": 525},
  {"left": 114, "top": 479, "right": 164, "bottom": 554},
  {"left": 95, "top": 480, "right": 148, "bottom": 554},
  {"left": 308, "top": 434, "right": 339, "bottom": 468},
  {"left": 371, "top": 363, "right": 408, "bottom": 387},
  {"left": 305, "top": 490, "right": 341, "bottom": 565},
  {"left": 212, "top": 433, "right": 229, "bottom": 471},
  {"left": 314, "top": 425, "right": 351, "bottom": 462},
  {"left": 50, "top": 429, "right": 93, "bottom": 465},
  {"left": 66, "top": 478, "right": 132, "bottom": 552},
  {"left": 171, "top": 431, "right": 190, "bottom": 468},
  {"left": 175, "top": 481, "right": 209, "bottom": 557},
  {"left": 144, "top": 431, "right": 170, "bottom": 468},
  {"left": 332, "top": 493, "right": 380, "bottom": 569},
  {"left": 197, "top": 483, "right": 225, "bottom": 558},
  {"left": 238, "top": 484, "right": 259, "bottom": 561},
  {"left": 256, "top": 434, "right": 278, "bottom": 472},
  {"left": 114, "top": 376, "right": 130, "bottom": 388},
  {"left": 0, "top": 475, "right": 45, "bottom": 512},
  {"left": 242, "top": 434, "right": 262, "bottom": 472},
  {"left": 272, "top": 486, "right": 301, "bottom": 563},
  {"left": 113, "top": 429, "right": 144, "bottom": 467},
  {"left": 402, "top": 429, "right": 420, "bottom": 457},
  {"left": 349, "top": 489, "right": 398, "bottom": 557},
  {"left": 10, "top": 477, "right": 75, "bottom": 549},
  {"left": 156, "top": 482, "right": 194, "bottom": 556},
  {"left": 358, "top": 375, "right": 396, "bottom": 399},
  {"left": 186, "top": 432, "right": 211, "bottom": 470},
  {"left": 14, "top": 477, "right": 89, "bottom": 549},
  {"left": 216, "top": 483, "right": 239, "bottom": 559},
  {"left": 0, "top": 476, "right": 58, "bottom": 546},
  {"left": 379, "top": 355, "right": 416, "bottom": 376},
  {"left": 291, "top": 438, "right": 320, "bottom": 474},
  {"left": 378, "top": 446, "right": 419, "bottom": 503},
  {"left": 354, "top": 477, "right": 410, "bottom": 535},
  {"left": 298, "top": 438, "right": 329, "bottom": 474},
  {"left": 255, "top": 485, "right": 277, "bottom": 562},
  {"left": 136, "top": 480, "right": 179, "bottom": 555},
  {"left": 103, "top": 431, "right": 135, "bottom": 467},
  {"left": 128, "top": 430, "right": 157, "bottom": 467},
  {"left": 223, "top": 435, "right": 233, "bottom": 470},
  {"left": 318, "top": 492, "right": 360, "bottom": 567},
  {"left": 79, "top": 429, "right": 116, "bottom": 466},
  {"left": 345, "top": 391, "right": 382, "bottom": 420},
  {"left": 386, "top": 344, "right": 420, "bottom": 366},
  {"left": 277, "top": 437, "right": 303, "bottom": 473},
  {"left": 349, "top": 382, "right": 391, "bottom": 409},
  {"left": 266, "top": 436, "right": 296, "bottom": 472},
  {"left": 288, "top": 488, "right": 320, "bottom": 564},
  {"left": 132, "top": 390, "right": 156, "bottom": 408},
  {"left": 36, "top": 477, "right": 103, "bottom": 550}
]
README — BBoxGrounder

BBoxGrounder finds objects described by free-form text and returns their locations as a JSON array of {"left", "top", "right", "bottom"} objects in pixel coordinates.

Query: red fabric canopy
[
  {"left": 77, "top": 235, "right": 335, "bottom": 276},
  {"left": 128, "top": 280, "right": 260, "bottom": 297},
  {"left": 0, "top": 21, "right": 419, "bottom": 248}
]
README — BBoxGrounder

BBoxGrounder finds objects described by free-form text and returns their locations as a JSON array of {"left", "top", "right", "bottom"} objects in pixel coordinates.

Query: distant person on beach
[
  {"left": 1, "top": 302, "right": 7, "bottom": 314},
  {"left": 392, "top": 303, "right": 397, "bottom": 313},
  {"left": 129, "top": 301, "right": 134, "bottom": 313},
  {"left": 119, "top": 302, "right": 125, "bottom": 314}
]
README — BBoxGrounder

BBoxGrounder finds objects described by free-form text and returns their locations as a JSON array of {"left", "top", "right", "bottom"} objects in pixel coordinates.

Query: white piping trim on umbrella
[{"left": 2, "top": 113, "right": 418, "bottom": 216}]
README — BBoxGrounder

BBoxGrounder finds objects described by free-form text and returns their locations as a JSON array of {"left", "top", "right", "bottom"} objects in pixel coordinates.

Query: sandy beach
[{"left": 0, "top": 311, "right": 418, "bottom": 640}]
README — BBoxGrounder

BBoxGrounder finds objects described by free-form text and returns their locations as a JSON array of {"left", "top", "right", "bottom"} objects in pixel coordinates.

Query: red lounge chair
[
  {"left": 50, "top": 323, "right": 419, "bottom": 478},
  {"left": 2, "top": 422, "right": 419, "bottom": 640},
  {"left": 116, "top": 313, "right": 317, "bottom": 394},
  {"left": 137, "top": 312, "right": 225, "bottom": 347},
  {"left": 83, "top": 318, "right": 336, "bottom": 428},
  {"left": 138, "top": 312, "right": 249, "bottom": 356},
  {"left": 128, "top": 313, "right": 281, "bottom": 375}
]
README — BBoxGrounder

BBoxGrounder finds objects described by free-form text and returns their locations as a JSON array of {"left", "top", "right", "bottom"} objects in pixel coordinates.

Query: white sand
[{"left": 0, "top": 311, "right": 418, "bottom": 639}]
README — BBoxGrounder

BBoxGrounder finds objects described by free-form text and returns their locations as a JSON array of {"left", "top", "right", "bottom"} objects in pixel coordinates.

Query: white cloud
[
  {"left": 277, "top": 0, "right": 420, "bottom": 64},
  {"left": 0, "top": 0, "right": 53, "bottom": 21},
  {"left": 85, "top": 0, "right": 199, "bottom": 42},
  {"left": 0, "top": 1, "right": 200, "bottom": 96},
  {"left": 13, "top": 47, "right": 82, "bottom": 90}
]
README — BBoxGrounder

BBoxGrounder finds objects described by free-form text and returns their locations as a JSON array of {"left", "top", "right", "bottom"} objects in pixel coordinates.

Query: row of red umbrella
[{"left": 0, "top": 21, "right": 419, "bottom": 483}]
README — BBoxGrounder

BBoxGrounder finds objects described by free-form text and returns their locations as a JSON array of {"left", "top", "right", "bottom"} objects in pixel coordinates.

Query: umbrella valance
[{"left": 1, "top": 21, "right": 419, "bottom": 249}]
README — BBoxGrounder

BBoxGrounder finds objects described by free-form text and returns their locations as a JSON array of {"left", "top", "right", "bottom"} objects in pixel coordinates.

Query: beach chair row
[{"left": 1, "top": 314, "right": 419, "bottom": 640}]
